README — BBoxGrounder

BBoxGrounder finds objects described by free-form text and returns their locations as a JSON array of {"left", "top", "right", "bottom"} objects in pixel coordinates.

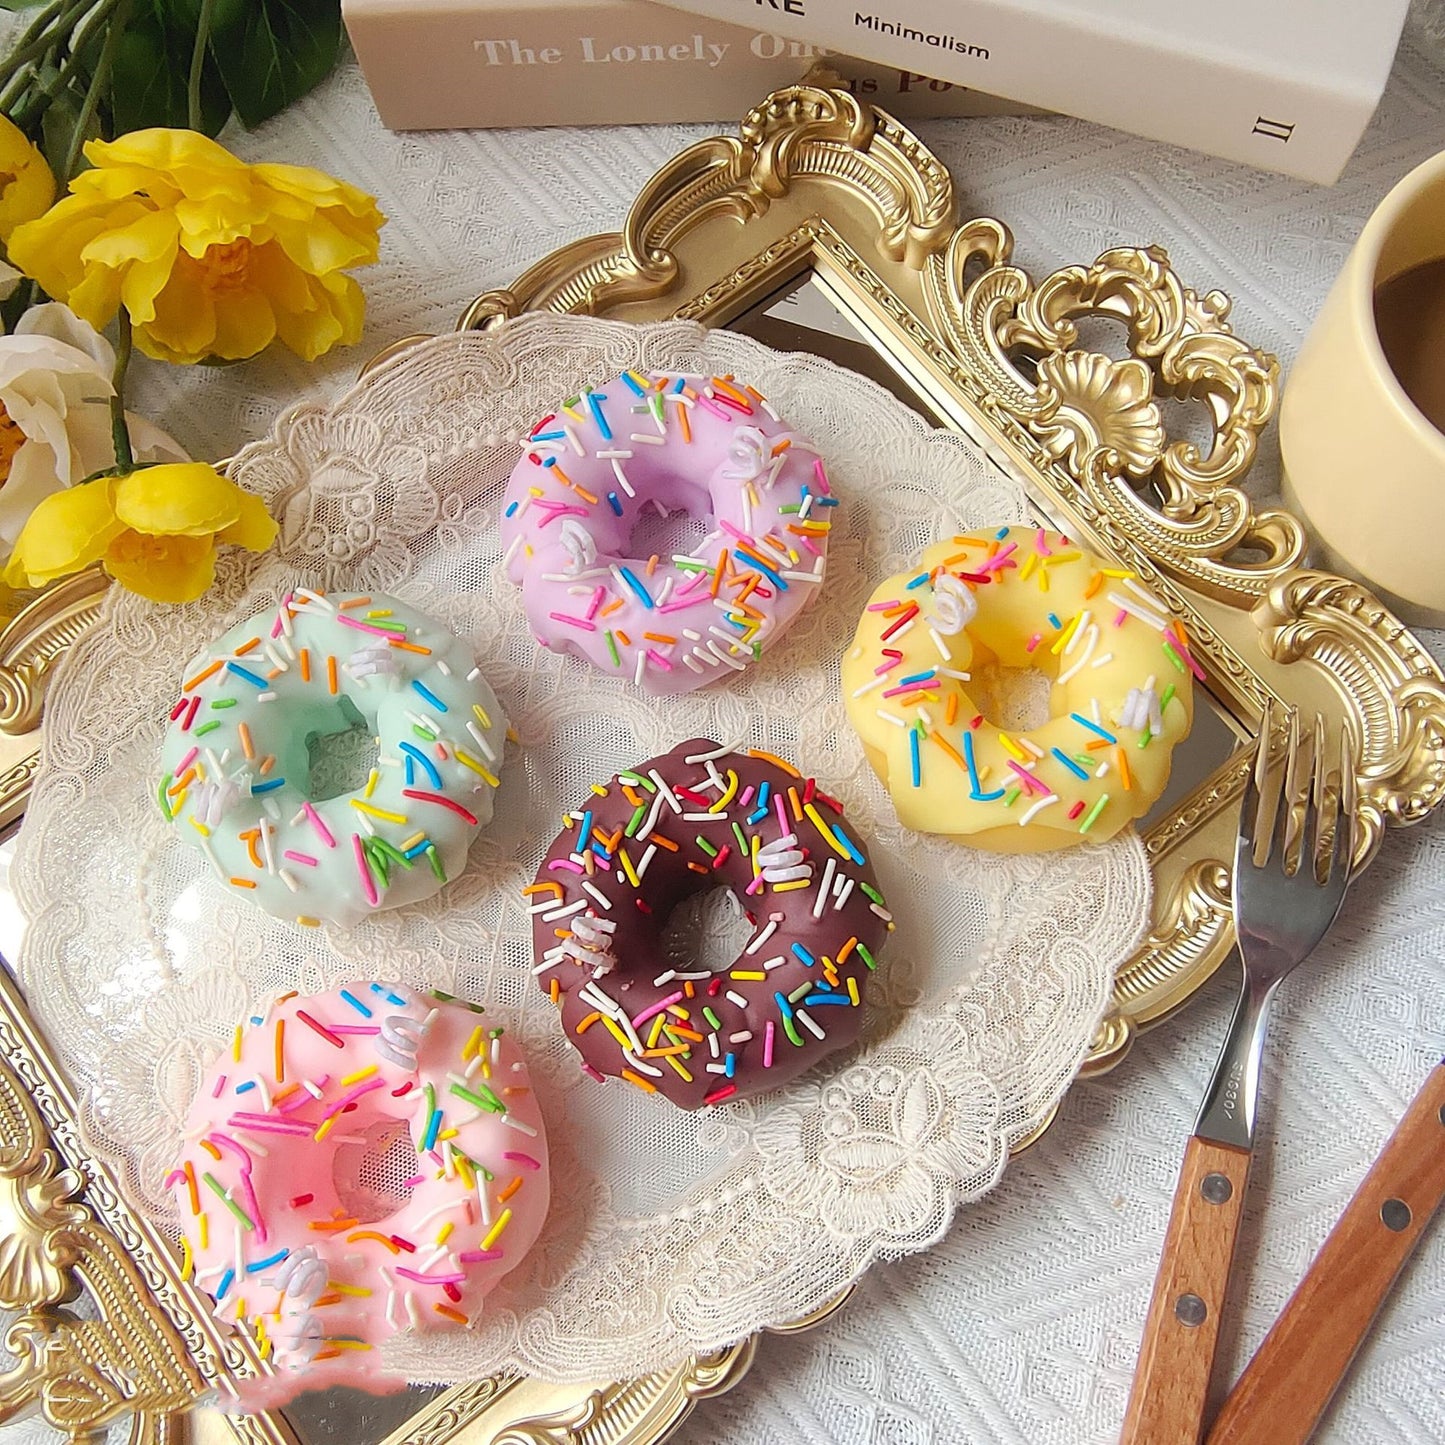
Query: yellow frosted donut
[{"left": 842, "top": 526, "right": 1196, "bottom": 852}]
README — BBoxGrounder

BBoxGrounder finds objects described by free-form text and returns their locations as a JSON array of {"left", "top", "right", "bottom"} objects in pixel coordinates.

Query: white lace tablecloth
[{"left": 8, "top": 0, "right": 1445, "bottom": 1438}]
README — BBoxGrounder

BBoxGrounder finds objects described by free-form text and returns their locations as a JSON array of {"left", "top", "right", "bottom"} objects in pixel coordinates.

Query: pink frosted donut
[
  {"left": 167, "top": 982, "right": 550, "bottom": 1403},
  {"left": 500, "top": 371, "right": 836, "bottom": 695}
]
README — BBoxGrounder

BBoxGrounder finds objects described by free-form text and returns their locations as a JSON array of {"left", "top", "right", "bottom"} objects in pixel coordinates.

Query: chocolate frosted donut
[{"left": 526, "top": 739, "right": 892, "bottom": 1109}]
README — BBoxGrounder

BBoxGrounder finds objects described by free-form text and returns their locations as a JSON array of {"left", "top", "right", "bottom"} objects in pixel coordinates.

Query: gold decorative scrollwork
[
  {"left": 1254, "top": 569, "right": 1445, "bottom": 855},
  {"left": 921, "top": 238, "right": 1305, "bottom": 600},
  {"left": 0, "top": 567, "right": 110, "bottom": 738},
  {"left": 490, "top": 1391, "right": 607, "bottom": 1445},
  {"left": 0, "top": 1043, "right": 203, "bottom": 1441}
]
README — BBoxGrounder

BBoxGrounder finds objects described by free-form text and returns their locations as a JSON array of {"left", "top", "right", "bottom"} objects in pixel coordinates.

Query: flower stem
[
  {"left": 187, "top": 0, "right": 219, "bottom": 132},
  {"left": 2, "top": 0, "right": 121, "bottom": 125},
  {"left": 0, "top": 0, "right": 95, "bottom": 92},
  {"left": 110, "top": 305, "right": 134, "bottom": 475},
  {"left": 58, "top": 0, "right": 131, "bottom": 186}
]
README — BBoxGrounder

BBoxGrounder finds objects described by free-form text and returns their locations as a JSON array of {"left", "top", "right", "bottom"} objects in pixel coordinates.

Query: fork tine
[
  {"left": 1276, "top": 705, "right": 1307, "bottom": 872},
  {"left": 1240, "top": 698, "right": 1274, "bottom": 858},
  {"left": 1307, "top": 713, "right": 1329, "bottom": 883},
  {"left": 1333, "top": 725, "right": 1358, "bottom": 883}
]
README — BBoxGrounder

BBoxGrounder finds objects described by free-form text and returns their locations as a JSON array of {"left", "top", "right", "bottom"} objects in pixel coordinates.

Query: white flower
[{"left": 0, "top": 303, "right": 187, "bottom": 558}]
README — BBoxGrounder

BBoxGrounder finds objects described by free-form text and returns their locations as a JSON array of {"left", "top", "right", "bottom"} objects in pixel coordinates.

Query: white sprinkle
[
  {"left": 707, "top": 640, "right": 748, "bottom": 671},
  {"left": 1064, "top": 610, "right": 1093, "bottom": 656},
  {"left": 685, "top": 740, "right": 744, "bottom": 764},
  {"left": 813, "top": 857, "right": 837, "bottom": 919},
  {"left": 629, "top": 433, "right": 665, "bottom": 445},
  {"left": 875, "top": 709, "right": 907, "bottom": 727},
  {"left": 582, "top": 881, "right": 612, "bottom": 910},
  {"left": 851, "top": 675, "right": 885, "bottom": 698},
  {"left": 746, "top": 919, "right": 779, "bottom": 955},
  {"left": 1107, "top": 591, "right": 1169, "bottom": 632},
  {"left": 795, "top": 1008, "right": 825, "bottom": 1040},
  {"left": 1018, "top": 793, "right": 1059, "bottom": 826},
  {"left": 649, "top": 769, "right": 681, "bottom": 813},
  {"left": 1057, "top": 624, "right": 1099, "bottom": 685}
]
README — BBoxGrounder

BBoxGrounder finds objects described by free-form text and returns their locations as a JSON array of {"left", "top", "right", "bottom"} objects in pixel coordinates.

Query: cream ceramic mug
[{"left": 1280, "top": 150, "right": 1445, "bottom": 627}]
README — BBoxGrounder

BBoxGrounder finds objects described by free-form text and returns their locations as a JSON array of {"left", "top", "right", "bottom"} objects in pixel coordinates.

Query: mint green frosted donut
[{"left": 156, "top": 590, "right": 508, "bottom": 929}]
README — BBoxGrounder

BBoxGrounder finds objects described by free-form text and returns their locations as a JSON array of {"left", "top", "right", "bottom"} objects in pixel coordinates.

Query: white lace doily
[{"left": 11, "top": 314, "right": 1151, "bottom": 1384}]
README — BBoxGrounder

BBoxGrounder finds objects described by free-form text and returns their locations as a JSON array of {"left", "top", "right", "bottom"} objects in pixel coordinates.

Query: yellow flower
[
  {"left": 0, "top": 114, "right": 54, "bottom": 242},
  {"left": 8, "top": 128, "right": 384, "bottom": 364},
  {"left": 4, "top": 462, "right": 277, "bottom": 604}
]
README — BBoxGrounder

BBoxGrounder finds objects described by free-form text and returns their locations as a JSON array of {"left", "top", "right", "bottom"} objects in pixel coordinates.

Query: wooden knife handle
[
  {"left": 1120, "top": 1135, "right": 1252, "bottom": 1445},
  {"left": 1206, "top": 1063, "right": 1445, "bottom": 1445}
]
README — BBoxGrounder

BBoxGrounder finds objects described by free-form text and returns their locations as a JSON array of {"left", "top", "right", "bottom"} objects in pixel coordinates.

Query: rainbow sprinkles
[
  {"left": 167, "top": 982, "right": 550, "bottom": 1404},
  {"left": 842, "top": 526, "right": 1197, "bottom": 852},
  {"left": 528, "top": 739, "right": 892, "bottom": 1111},
  {"left": 500, "top": 372, "right": 836, "bottom": 696},
  {"left": 155, "top": 591, "right": 509, "bottom": 928}
]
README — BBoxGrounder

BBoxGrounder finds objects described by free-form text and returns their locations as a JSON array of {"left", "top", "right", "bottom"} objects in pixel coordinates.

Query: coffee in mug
[{"left": 1280, "top": 150, "right": 1445, "bottom": 627}]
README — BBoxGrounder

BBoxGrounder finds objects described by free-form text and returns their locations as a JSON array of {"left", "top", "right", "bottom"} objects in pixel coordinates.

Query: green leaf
[
  {"left": 38, "top": 72, "right": 100, "bottom": 176},
  {"left": 107, "top": 0, "right": 230, "bottom": 135},
  {"left": 207, "top": 0, "right": 339, "bottom": 130}
]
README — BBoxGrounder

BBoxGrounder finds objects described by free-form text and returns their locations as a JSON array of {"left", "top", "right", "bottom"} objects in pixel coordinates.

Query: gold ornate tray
[{"left": 3, "top": 81, "right": 1443, "bottom": 1445}]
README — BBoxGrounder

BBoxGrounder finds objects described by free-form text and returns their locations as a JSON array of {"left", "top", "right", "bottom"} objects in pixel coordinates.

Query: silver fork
[{"left": 1120, "top": 703, "right": 1357, "bottom": 1445}]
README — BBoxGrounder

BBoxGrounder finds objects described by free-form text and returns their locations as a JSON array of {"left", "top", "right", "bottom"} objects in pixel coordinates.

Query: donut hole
[
  {"left": 331, "top": 1117, "right": 416, "bottom": 1224},
  {"left": 967, "top": 662, "right": 1054, "bottom": 733},
  {"left": 660, "top": 885, "right": 756, "bottom": 976},
  {"left": 625, "top": 499, "right": 712, "bottom": 562},
  {"left": 305, "top": 697, "right": 380, "bottom": 802}
]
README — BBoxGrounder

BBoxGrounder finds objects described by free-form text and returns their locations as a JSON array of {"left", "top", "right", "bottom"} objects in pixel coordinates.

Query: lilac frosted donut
[{"left": 499, "top": 372, "right": 836, "bottom": 695}]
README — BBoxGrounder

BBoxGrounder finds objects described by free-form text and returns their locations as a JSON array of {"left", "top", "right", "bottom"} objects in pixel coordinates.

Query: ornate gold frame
[{"left": 2, "top": 81, "right": 1443, "bottom": 1445}]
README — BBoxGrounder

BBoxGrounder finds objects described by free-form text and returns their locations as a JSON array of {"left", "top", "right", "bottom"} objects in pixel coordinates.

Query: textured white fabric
[
  {"left": 9, "top": 315, "right": 1150, "bottom": 1384},
  {"left": 2, "top": 0, "right": 1444, "bottom": 1436}
]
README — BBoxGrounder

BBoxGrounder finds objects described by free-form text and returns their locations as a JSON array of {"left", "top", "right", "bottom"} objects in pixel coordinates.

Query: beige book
[
  {"left": 644, "top": 0, "right": 1411, "bottom": 183},
  {"left": 342, "top": 0, "right": 1034, "bottom": 129}
]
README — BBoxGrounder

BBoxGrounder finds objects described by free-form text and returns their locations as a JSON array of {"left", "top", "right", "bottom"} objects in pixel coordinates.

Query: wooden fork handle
[
  {"left": 1205, "top": 1063, "right": 1445, "bottom": 1445},
  {"left": 1120, "top": 1135, "right": 1252, "bottom": 1445}
]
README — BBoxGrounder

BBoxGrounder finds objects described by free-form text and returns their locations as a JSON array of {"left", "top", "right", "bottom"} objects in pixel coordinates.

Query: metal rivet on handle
[
  {"left": 1381, "top": 1198, "right": 1412, "bottom": 1232},
  {"left": 1200, "top": 1173, "right": 1233, "bottom": 1205},
  {"left": 1175, "top": 1293, "right": 1208, "bottom": 1328}
]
